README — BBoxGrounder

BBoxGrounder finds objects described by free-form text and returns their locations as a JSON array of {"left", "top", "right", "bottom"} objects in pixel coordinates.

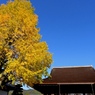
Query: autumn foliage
[{"left": 0, "top": 0, "right": 52, "bottom": 86}]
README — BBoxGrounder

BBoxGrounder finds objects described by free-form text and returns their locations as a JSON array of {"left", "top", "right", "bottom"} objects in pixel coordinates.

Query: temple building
[{"left": 34, "top": 66, "right": 95, "bottom": 95}]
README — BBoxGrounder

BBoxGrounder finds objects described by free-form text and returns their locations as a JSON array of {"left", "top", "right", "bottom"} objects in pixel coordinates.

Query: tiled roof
[{"left": 43, "top": 66, "right": 95, "bottom": 84}]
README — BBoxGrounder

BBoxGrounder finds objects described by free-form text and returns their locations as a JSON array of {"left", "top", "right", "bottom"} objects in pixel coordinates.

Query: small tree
[{"left": 0, "top": 0, "right": 52, "bottom": 87}]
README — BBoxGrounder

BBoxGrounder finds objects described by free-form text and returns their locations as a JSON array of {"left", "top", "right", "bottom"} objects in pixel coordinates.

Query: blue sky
[
  {"left": 31, "top": 0, "right": 95, "bottom": 68},
  {"left": 0, "top": 0, "right": 95, "bottom": 69}
]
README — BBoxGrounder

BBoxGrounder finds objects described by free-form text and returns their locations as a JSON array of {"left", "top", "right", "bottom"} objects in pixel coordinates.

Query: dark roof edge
[{"left": 41, "top": 82, "right": 95, "bottom": 85}]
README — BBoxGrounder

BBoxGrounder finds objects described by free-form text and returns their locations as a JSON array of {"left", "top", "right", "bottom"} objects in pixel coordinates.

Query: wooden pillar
[
  {"left": 58, "top": 84, "right": 61, "bottom": 95},
  {"left": 83, "top": 93, "right": 85, "bottom": 95},
  {"left": 91, "top": 84, "right": 94, "bottom": 95}
]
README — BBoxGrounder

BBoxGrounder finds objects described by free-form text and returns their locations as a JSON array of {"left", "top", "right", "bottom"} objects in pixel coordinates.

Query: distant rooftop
[{"left": 43, "top": 65, "right": 95, "bottom": 84}]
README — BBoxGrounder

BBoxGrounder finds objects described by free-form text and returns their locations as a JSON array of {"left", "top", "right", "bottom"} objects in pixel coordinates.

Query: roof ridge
[{"left": 52, "top": 65, "right": 93, "bottom": 69}]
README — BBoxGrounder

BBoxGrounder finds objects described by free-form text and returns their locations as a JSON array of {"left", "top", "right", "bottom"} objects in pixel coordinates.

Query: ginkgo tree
[{"left": 0, "top": 0, "right": 52, "bottom": 86}]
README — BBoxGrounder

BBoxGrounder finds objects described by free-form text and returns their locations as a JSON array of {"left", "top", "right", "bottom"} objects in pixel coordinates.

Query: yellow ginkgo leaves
[{"left": 0, "top": 0, "right": 52, "bottom": 87}]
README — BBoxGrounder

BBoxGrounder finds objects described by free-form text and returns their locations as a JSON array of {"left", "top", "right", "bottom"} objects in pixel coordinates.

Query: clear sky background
[
  {"left": 31, "top": 0, "right": 95, "bottom": 69},
  {"left": 0, "top": 0, "right": 95, "bottom": 69}
]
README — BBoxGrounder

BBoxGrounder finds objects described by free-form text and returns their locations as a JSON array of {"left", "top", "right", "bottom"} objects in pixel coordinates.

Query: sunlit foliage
[{"left": 0, "top": 0, "right": 52, "bottom": 86}]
